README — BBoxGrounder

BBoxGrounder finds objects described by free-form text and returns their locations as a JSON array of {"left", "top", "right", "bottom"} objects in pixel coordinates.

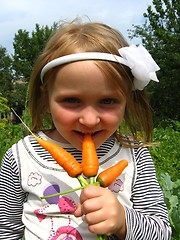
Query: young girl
[{"left": 0, "top": 20, "right": 171, "bottom": 239}]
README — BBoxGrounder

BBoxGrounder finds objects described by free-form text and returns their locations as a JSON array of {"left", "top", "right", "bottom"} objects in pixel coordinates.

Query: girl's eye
[
  {"left": 63, "top": 98, "right": 80, "bottom": 104},
  {"left": 100, "top": 98, "right": 116, "bottom": 105}
]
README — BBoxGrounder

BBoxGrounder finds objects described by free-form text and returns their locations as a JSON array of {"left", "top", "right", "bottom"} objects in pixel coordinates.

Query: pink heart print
[{"left": 58, "top": 196, "right": 76, "bottom": 214}]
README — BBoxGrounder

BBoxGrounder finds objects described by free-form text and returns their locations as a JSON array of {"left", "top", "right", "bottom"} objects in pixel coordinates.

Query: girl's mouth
[{"left": 74, "top": 130, "right": 102, "bottom": 139}]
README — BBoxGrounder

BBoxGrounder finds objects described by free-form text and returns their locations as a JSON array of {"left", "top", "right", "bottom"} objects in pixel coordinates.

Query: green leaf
[
  {"left": 160, "top": 173, "right": 174, "bottom": 191},
  {"left": 171, "top": 207, "right": 180, "bottom": 231},
  {"left": 169, "top": 195, "right": 178, "bottom": 210}
]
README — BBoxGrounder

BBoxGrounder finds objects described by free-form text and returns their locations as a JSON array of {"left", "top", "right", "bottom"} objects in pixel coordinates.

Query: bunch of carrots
[
  {"left": 35, "top": 133, "right": 128, "bottom": 191},
  {"left": 12, "top": 109, "right": 128, "bottom": 240}
]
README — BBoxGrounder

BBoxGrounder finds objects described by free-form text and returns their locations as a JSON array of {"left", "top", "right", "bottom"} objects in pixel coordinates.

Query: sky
[{"left": 0, "top": 0, "right": 152, "bottom": 55}]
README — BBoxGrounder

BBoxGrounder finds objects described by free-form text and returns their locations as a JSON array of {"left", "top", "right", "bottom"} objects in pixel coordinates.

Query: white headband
[{"left": 40, "top": 44, "right": 160, "bottom": 90}]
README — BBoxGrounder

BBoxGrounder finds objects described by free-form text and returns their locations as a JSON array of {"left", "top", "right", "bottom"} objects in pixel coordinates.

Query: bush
[
  {"left": 158, "top": 173, "right": 180, "bottom": 240},
  {"left": 150, "top": 120, "right": 180, "bottom": 182},
  {"left": 150, "top": 121, "right": 180, "bottom": 239},
  {"left": 0, "top": 123, "right": 23, "bottom": 162}
]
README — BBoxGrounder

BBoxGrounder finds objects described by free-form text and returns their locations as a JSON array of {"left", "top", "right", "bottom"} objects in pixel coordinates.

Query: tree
[
  {"left": 0, "top": 46, "right": 13, "bottom": 105},
  {"left": 0, "top": 92, "right": 10, "bottom": 134},
  {"left": 128, "top": 0, "right": 180, "bottom": 123},
  {"left": 0, "top": 92, "right": 10, "bottom": 114},
  {"left": 10, "top": 23, "right": 58, "bottom": 115},
  {"left": 0, "top": 45, "right": 27, "bottom": 115},
  {"left": 13, "top": 23, "right": 57, "bottom": 81}
]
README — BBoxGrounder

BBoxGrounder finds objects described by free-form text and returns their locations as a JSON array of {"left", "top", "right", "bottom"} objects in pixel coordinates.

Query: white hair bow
[{"left": 119, "top": 44, "right": 160, "bottom": 90}]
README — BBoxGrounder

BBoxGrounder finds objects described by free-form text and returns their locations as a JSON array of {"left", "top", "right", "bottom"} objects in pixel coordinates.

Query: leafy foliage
[
  {"left": 13, "top": 23, "right": 57, "bottom": 80},
  {"left": 0, "top": 92, "right": 10, "bottom": 114},
  {"left": 10, "top": 81, "right": 29, "bottom": 116},
  {"left": 0, "top": 23, "right": 57, "bottom": 116},
  {"left": 0, "top": 92, "right": 22, "bottom": 161},
  {"left": 149, "top": 120, "right": 180, "bottom": 239},
  {"left": 0, "top": 47, "right": 13, "bottom": 105},
  {"left": 0, "top": 123, "right": 23, "bottom": 161},
  {"left": 158, "top": 173, "right": 180, "bottom": 240},
  {"left": 150, "top": 120, "right": 180, "bottom": 181},
  {"left": 0, "top": 45, "right": 28, "bottom": 115},
  {"left": 128, "top": 0, "right": 180, "bottom": 123}
]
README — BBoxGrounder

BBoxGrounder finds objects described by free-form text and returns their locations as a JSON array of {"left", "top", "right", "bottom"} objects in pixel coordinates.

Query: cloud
[{"left": 27, "top": 172, "right": 42, "bottom": 187}]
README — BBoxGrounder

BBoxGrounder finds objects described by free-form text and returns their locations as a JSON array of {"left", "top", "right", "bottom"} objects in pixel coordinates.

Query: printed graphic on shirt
[
  {"left": 108, "top": 177, "right": 124, "bottom": 193},
  {"left": 34, "top": 182, "right": 81, "bottom": 239},
  {"left": 52, "top": 226, "right": 83, "bottom": 240},
  {"left": 34, "top": 195, "right": 76, "bottom": 219},
  {"left": 34, "top": 214, "right": 83, "bottom": 239},
  {"left": 58, "top": 196, "right": 76, "bottom": 213},
  {"left": 34, "top": 206, "right": 48, "bottom": 222},
  {"left": 43, "top": 183, "right": 60, "bottom": 204},
  {"left": 27, "top": 172, "right": 42, "bottom": 187}
]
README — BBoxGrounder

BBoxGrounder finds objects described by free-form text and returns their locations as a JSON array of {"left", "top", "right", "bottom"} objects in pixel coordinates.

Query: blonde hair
[{"left": 29, "top": 19, "right": 153, "bottom": 146}]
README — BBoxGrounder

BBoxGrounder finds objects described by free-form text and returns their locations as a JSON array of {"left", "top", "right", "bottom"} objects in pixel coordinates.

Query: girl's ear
[{"left": 40, "top": 85, "right": 51, "bottom": 113}]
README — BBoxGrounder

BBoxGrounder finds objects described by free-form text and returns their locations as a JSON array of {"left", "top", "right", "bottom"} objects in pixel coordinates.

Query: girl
[{"left": 0, "top": 20, "right": 171, "bottom": 239}]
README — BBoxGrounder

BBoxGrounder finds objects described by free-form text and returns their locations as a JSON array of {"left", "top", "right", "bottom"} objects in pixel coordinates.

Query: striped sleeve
[
  {"left": 124, "top": 147, "right": 172, "bottom": 240},
  {"left": 0, "top": 147, "right": 25, "bottom": 239}
]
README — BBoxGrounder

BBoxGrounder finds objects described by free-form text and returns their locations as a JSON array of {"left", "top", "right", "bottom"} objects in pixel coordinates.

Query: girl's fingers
[
  {"left": 88, "top": 218, "right": 119, "bottom": 236},
  {"left": 80, "top": 185, "right": 104, "bottom": 202},
  {"left": 86, "top": 207, "right": 125, "bottom": 236},
  {"left": 85, "top": 209, "right": 105, "bottom": 225},
  {"left": 81, "top": 196, "right": 102, "bottom": 214},
  {"left": 75, "top": 186, "right": 103, "bottom": 218},
  {"left": 88, "top": 221, "right": 109, "bottom": 235}
]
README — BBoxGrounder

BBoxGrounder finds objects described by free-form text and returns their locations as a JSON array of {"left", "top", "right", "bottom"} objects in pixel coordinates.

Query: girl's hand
[{"left": 74, "top": 185, "right": 126, "bottom": 239}]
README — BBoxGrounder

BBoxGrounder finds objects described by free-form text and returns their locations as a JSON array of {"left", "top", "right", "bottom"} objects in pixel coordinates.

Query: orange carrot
[
  {"left": 11, "top": 108, "right": 82, "bottom": 178},
  {"left": 35, "top": 137, "right": 82, "bottom": 178},
  {"left": 96, "top": 160, "right": 128, "bottom": 187},
  {"left": 82, "top": 134, "right": 99, "bottom": 178}
]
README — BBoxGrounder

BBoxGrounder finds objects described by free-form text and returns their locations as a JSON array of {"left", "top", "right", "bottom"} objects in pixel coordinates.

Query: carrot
[
  {"left": 96, "top": 160, "right": 128, "bottom": 187},
  {"left": 82, "top": 134, "right": 105, "bottom": 240},
  {"left": 35, "top": 137, "right": 83, "bottom": 178},
  {"left": 11, "top": 108, "right": 83, "bottom": 178},
  {"left": 82, "top": 134, "right": 99, "bottom": 178}
]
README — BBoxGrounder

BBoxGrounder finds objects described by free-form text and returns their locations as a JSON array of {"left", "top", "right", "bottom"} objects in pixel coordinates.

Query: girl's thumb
[{"left": 74, "top": 202, "right": 83, "bottom": 217}]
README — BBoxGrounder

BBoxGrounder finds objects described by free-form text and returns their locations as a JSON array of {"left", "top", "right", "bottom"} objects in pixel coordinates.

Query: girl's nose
[{"left": 79, "top": 107, "right": 100, "bottom": 128}]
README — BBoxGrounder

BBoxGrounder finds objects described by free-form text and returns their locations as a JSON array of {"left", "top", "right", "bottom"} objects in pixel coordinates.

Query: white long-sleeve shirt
[{"left": 0, "top": 132, "right": 171, "bottom": 239}]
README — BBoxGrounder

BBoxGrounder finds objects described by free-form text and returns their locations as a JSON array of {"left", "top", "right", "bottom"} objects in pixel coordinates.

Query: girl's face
[{"left": 46, "top": 61, "right": 126, "bottom": 150}]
